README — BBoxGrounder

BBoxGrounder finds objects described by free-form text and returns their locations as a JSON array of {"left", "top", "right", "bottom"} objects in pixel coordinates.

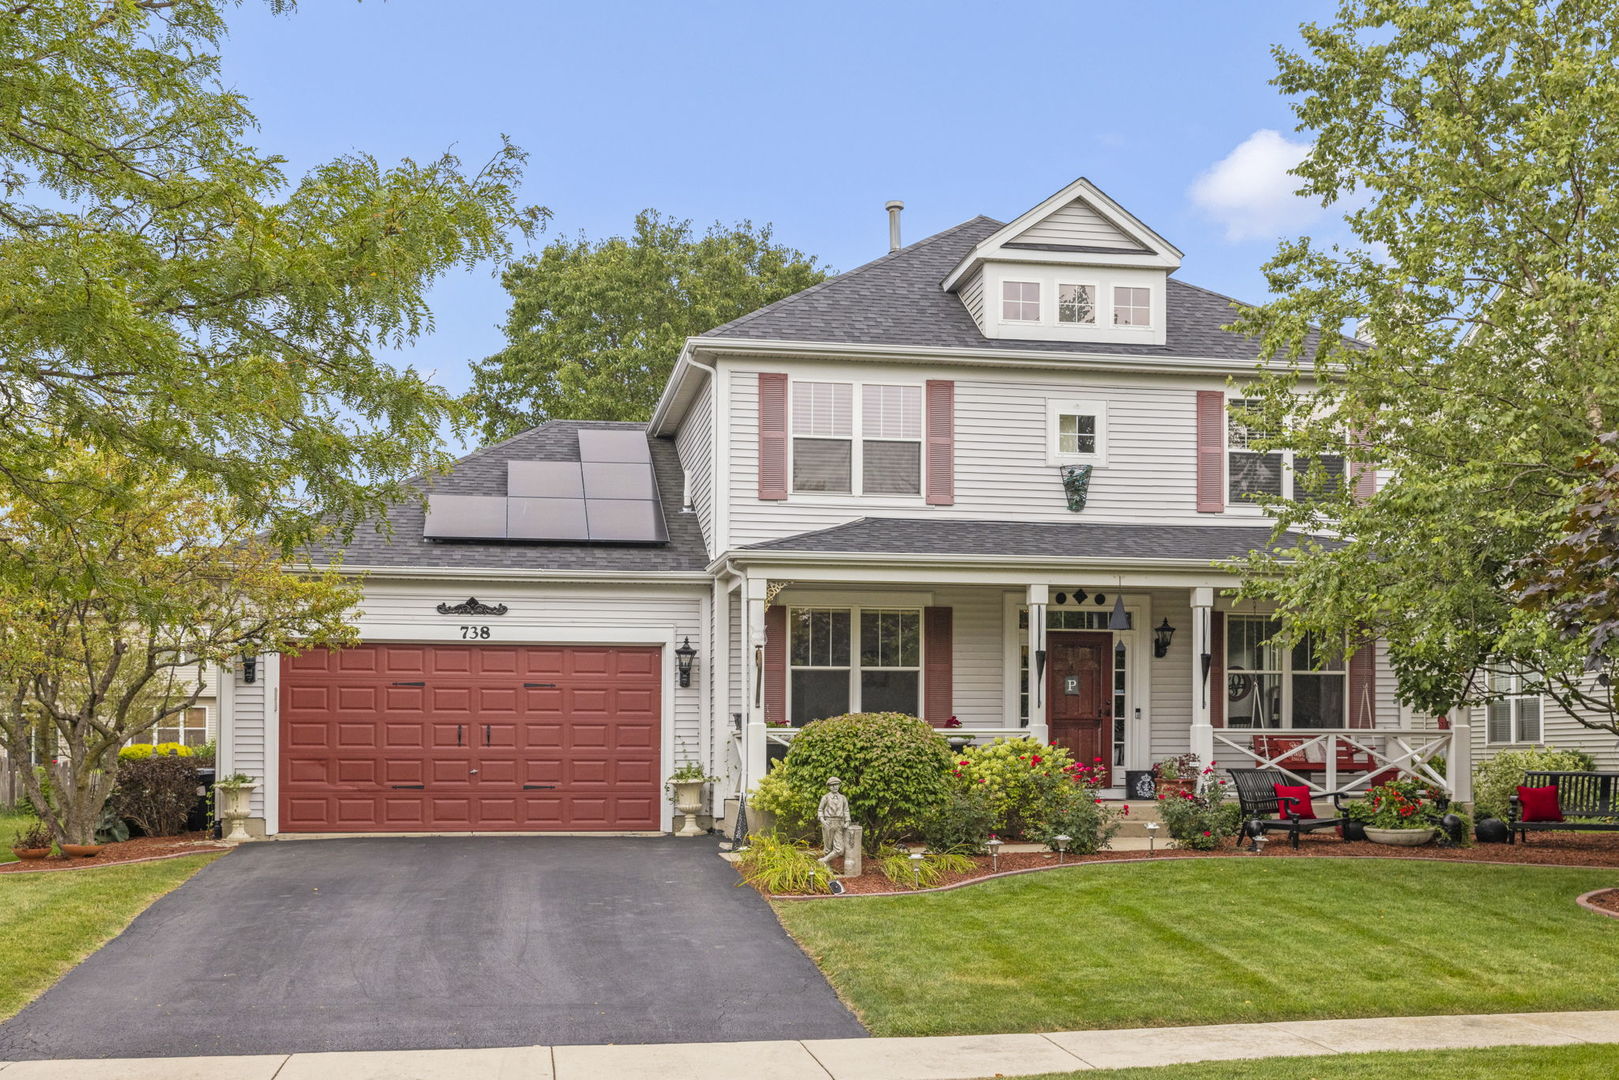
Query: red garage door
[{"left": 279, "top": 644, "right": 661, "bottom": 832}]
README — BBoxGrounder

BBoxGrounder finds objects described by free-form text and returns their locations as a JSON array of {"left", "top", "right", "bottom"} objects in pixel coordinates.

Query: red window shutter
[
  {"left": 1210, "top": 612, "right": 1225, "bottom": 727},
  {"left": 923, "top": 606, "right": 953, "bottom": 726},
  {"left": 925, "top": 379, "right": 955, "bottom": 506},
  {"left": 758, "top": 373, "right": 788, "bottom": 500},
  {"left": 1195, "top": 390, "right": 1225, "bottom": 513},
  {"left": 764, "top": 605, "right": 787, "bottom": 725},
  {"left": 1352, "top": 461, "right": 1377, "bottom": 501},
  {"left": 1348, "top": 642, "right": 1377, "bottom": 728}
]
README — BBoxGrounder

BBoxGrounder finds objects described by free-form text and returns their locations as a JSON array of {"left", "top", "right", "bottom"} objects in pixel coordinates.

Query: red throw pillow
[
  {"left": 1517, "top": 785, "right": 1564, "bottom": 823},
  {"left": 1273, "top": 783, "right": 1317, "bottom": 819}
]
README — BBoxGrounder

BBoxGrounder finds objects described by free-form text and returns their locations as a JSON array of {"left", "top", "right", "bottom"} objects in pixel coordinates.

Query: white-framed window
[
  {"left": 1002, "top": 280, "right": 1041, "bottom": 321},
  {"left": 1057, "top": 283, "right": 1097, "bottom": 325},
  {"left": 1225, "top": 616, "right": 1346, "bottom": 729},
  {"left": 1486, "top": 671, "right": 1543, "bottom": 744},
  {"left": 1227, "top": 398, "right": 1347, "bottom": 505},
  {"left": 788, "top": 606, "right": 921, "bottom": 725},
  {"left": 1112, "top": 285, "right": 1151, "bottom": 327},
  {"left": 790, "top": 380, "right": 922, "bottom": 497},
  {"left": 1046, "top": 399, "right": 1108, "bottom": 466},
  {"left": 861, "top": 384, "right": 922, "bottom": 495},
  {"left": 154, "top": 706, "right": 208, "bottom": 747}
]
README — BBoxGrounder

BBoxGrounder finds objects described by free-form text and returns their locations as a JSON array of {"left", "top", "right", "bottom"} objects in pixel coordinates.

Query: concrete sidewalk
[{"left": 1, "top": 1011, "right": 1615, "bottom": 1079}]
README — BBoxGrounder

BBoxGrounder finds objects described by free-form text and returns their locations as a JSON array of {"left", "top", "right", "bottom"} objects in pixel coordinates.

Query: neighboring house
[{"left": 216, "top": 178, "right": 1472, "bottom": 838}]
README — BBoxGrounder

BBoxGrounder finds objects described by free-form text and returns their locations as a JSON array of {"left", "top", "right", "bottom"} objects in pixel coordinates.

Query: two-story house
[{"left": 217, "top": 178, "right": 1469, "bottom": 838}]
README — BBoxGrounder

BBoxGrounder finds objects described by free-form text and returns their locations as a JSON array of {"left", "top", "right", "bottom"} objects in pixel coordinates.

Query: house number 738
[{"left": 460, "top": 625, "right": 491, "bottom": 639}]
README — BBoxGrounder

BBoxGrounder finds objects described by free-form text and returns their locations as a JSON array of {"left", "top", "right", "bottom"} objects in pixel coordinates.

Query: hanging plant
[{"left": 1059, "top": 464, "right": 1094, "bottom": 512}]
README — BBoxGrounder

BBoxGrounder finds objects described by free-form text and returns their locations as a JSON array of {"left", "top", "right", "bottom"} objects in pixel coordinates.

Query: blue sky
[{"left": 222, "top": 0, "right": 1345, "bottom": 441}]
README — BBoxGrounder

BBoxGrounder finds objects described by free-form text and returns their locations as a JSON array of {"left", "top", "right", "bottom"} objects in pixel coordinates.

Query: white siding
[
  {"left": 1013, "top": 198, "right": 1141, "bottom": 250},
  {"left": 675, "top": 375, "right": 715, "bottom": 556},
  {"left": 935, "top": 586, "right": 1005, "bottom": 726},
  {"left": 725, "top": 363, "right": 1270, "bottom": 548},
  {"left": 960, "top": 270, "right": 986, "bottom": 331},
  {"left": 222, "top": 576, "right": 708, "bottom": 833},
  {"left": 1468, "top": 682, "right": 1619, "bottom": 770},
  {"left": 1149, "top": 591, "right": 1194, "bottom": 762}
]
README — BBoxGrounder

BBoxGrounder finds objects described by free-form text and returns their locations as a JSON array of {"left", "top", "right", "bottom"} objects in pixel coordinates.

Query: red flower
[
  {"left": 959, "top": 760, "right": 970, "bottom": 767},
  {"left": 1093, "top": 798, "right": 1103, "bottom": 805},
  {"left": 978, "top": 778, "right": 988, "bottom": 784},
  {"left": 1121, "top": 805, "right": 1130, "bottom": 815},
  {"left": 1202, "top": 830, "right": 1212, "bottom": 836},
  {"left": 1031, "top": 755, "right": 1043, "bottom": 765}
]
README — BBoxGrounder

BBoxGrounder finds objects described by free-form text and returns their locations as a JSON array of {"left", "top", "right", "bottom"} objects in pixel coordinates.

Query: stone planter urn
[
  {"left": 670, "top": 779, "right": 705, "bottom": 838},
  {"left": 216, "top": 782, "right": 256, "bottom": 843},
  {"left": 1364, "top": 826, "right": 1437, "bottom": 847}
]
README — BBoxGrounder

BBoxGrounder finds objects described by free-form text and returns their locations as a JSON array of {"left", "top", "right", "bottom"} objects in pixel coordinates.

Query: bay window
[{"left": 789, "top": 606, "right": 920, "bottom": 725}]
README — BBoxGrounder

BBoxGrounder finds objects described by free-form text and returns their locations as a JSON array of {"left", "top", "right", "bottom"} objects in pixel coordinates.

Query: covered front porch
[{"left": 712, "top": 546, "right": 1471, "bottom": 805}]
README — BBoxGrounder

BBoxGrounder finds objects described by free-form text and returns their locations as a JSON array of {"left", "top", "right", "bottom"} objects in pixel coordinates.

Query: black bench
[
  {"left": 1227, "top": 768, "right": 1349, "bottom": 850},
  {"left": 1509, "top": 771, "right": 1619, "bottom": 843}
]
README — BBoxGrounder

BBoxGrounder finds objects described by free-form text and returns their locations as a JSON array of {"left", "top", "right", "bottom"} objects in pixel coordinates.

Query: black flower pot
[
  {"left": 1342, "top": 821, "right": 1367, "bottom": 843},
  {"left": 1475, "top": 817, "right": 1511, "bottom": 844}
]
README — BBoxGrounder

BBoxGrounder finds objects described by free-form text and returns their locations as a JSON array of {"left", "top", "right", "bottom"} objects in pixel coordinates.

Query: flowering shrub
[
  {"left": 1033, "top": 785, "right": 1123, "bottom": 855},
  {"left": 1155, "top": 764, "right": 1240, "bottom": 850},
  {"left": 117, "top": 742, "right": 193, "bottom": 761},
  {"left": 949, "top": 737, "right": 1079, "bottom": 837},
  {"left": 1346, "top": 778, "right": 1446, "bottom": 830}
]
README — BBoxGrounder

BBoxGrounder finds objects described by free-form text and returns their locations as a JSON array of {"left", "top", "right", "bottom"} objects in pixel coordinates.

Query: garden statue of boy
[{"left": 817, "top": 776, "right": 851, "bottom": 869}]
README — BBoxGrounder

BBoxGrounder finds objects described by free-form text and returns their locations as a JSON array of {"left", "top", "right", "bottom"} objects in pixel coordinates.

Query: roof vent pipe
[{"left": 885, "top": 200, "right": 904, "bottom": 252}]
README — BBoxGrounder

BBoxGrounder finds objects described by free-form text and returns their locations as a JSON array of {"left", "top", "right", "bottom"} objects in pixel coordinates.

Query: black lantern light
[
  {"left": 674, "top": 637, "right": 697, "bottom": 688},
  {"left": 1153, "top": 618, "right": 1176, "bottom": 659},
  {"left": 241, "top": 653, "right": 258, "bottom": 684}
]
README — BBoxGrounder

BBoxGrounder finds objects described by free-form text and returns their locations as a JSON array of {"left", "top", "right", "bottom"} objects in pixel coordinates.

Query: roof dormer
[{"left": 944, "top": 178, "right": 1182, "bottom": 347}]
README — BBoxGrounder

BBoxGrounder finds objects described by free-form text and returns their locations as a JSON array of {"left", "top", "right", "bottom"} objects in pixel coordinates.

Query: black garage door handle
[
  {"left": 523, "top": 785, "right": 557, "bottom": 790},
  {"left": 456, "top": 724, "right": 463, "bottom": 746},
  {"left": 524, "top": 683, "right": 556, "bottom": 688},
  {"left": 391, "top": 784, "right": 424, "bottom": 790}
]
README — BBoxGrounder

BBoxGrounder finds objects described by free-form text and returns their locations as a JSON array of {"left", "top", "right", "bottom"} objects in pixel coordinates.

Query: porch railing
[
  {"left": 762, "top": 726, "right": 1023, "bottom": 749},
  {"left": 1211, "top": 728, "right": 1461, "bottom": 800}
]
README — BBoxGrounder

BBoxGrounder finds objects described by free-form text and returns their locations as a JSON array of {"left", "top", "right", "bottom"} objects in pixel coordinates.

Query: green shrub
[
  {"left": 110, "top": 754, "right": 200, "bottom": 837},
  {"left": 735, "top": 832, "right": 832, "bottom": 894},
  {"left": 1033, "top": 783, "right": 1123, "bottom": 855},
  {"left": 1157, "top": 776, "right": 1242, "bottom": 851},
  {"left": 1473, "top": 747, "right": 1597, "bottom": 821},
  {"left": 877, "top": 849, "right": 974, "bottom": 889},
  {"left": 747, "top": 763, "right": 815, "bottom": 839},
  {"left": 917, "top": 788, "right": 996, "bottom": 855},
  {"left": 949, "top": 737, "right": 1077, "bottom": 837},
  {"left": 767, "top": 712, "right": 954, "bottom": 850}
]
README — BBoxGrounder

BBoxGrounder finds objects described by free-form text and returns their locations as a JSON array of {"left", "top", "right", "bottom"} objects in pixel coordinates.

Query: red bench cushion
[
  {"left": 1273, "top": 783, "right": 1317, "bottom": 819},
  {"left": 1517, "top": 785, "right": 1564, "bottom": 823}
]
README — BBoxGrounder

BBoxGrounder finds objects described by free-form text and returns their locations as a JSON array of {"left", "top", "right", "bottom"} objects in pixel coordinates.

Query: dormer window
[
  {"left": 1057, "top": 283, "right": 1096, "bottom": 324},
  {"left": 1113, "top": 286, "right": 1151, "bottom": 327},
  {"left": 1001, "top": 281, "right": 1040, "bottom": 321}
]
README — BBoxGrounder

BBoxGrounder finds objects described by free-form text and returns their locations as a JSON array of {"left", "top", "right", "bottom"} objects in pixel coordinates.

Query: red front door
[
  {"left": 280, "top": 644, "right": 661, "bottom": 832},
  {"left": 1047, "top": 631, "right": 1112, "bottom": 785}
]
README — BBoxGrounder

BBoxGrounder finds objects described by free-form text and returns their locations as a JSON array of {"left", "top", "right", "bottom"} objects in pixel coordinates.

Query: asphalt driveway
[{"left": 0, "top": 837, "right": 864, "bottom": 1059}]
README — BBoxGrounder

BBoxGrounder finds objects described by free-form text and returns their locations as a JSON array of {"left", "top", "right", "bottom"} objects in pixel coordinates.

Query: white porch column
[
  {"left": 1026, "top": 584, "right": 1049, "bottom": 743},
  {"left": 743, "top": 574, "right": 769, "bottom": 790},
  {"left": 1189, "top": 587, "right": 1215, "bottom": 765},
  {"left": 1448, "top": 710, "right": 1475, "bottom": 806}
]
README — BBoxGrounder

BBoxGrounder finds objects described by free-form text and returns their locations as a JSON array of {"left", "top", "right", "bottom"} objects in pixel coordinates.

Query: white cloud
[{"left": 1189, "top": 129, "right": 1321, "bottom": 242}]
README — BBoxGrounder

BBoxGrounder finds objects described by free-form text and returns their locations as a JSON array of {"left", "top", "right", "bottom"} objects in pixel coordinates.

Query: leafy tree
[
  {"left": 1223, "top": 0, "right": 1619, "bottom": 732},
  {"left": 0, "top": 452, "right": 361, "bottom": 846},
  {"left": 468, "top": 211, "right": 825, "bottom": 436},
  {"left": 0, "top": 1, "right": 543, "bottom": 552}
]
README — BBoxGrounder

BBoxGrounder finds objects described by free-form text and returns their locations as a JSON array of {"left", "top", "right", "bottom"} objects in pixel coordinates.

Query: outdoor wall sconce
[
  {"left": 1153, "top": 618, "right": 1177, "bottom": 659},
  {"left": 675, "top": 637, "right": 697, "bottom": 688},
  {"left": 240, "top": 654, "right": 257, "bottom": 684}
]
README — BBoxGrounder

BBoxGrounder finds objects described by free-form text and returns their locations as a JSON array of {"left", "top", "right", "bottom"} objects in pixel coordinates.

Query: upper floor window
[
  {"left": 1002, "top": 280, "right": 1040, "bottom": 321},
  {"left": 1113, "top": 286, "right": 1151, "bottom": 326},
  {"left": 1046, "top": 399, "right": 1108, "bottom": 466},
  {"left": 1058, "top": 283, "right": 1096, "bottom": 324},
  {"left": 1228, "top": 398, "right": 1346, "bottom": 504},
  {"left": 1225, "top": 616, "right": 1346, "bottom": 729},
  {"left": 1486, "top": 671, "right": 1542, "bottom": 744},
  {"left": 791, "top": 380, "right": 921, "bottom": 496}
]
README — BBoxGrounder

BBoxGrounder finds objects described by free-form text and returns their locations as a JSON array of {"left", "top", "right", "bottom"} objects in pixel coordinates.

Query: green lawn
[
  {"left": 0, "top": 852, "right": 223, "bottom": 1018},
  {"left": 775, "top": 860, "right": 1619, "bottom": 1036},
  {"left": 1000, "top": 1044, "right": 1619, "bottom": 1080}
]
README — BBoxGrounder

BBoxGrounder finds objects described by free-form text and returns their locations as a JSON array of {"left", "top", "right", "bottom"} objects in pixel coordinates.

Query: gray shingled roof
[
  {"left": 305, "top": 421, "right": 708, "bottom": 573},
  {"left": 704, "top": 217, "right": 1307, "bottom": 361},
  {"left": 740, "top": 517, "right": 1320, "bottom": 562}
]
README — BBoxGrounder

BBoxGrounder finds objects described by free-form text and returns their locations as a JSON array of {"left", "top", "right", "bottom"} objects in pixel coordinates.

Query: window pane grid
[
  {"left": 862, "top": 385, "right": 922, "bottom": 439},
  {"left": 1002, "top": 280, "right": 1040, "bottom": 321},
  {"left": 1058, "top": 283, "right": 1096, "bottom": 324},
  {"left": 792, "top": 381, "right": 853, "bottom": 436},
  {"left": 1112, "top": 286, "right": 1150, "bottom": 326},
  {"left": 790, "top": 607, "right": 919, "bottom": 725},
  {"left": 1058, "top": 413, "right": 1097, "bottom": 455}
]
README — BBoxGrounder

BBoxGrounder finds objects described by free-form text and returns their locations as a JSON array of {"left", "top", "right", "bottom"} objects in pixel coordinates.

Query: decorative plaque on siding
[{"left": 435, "top": 597, "right": 509, "bottom": 616}]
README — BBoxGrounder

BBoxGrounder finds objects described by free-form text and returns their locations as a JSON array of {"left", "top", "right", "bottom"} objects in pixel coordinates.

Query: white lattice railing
[
  {"left": 761, "top": 726, "right": 1023, "bottom": 748},
  {"left": 1211, "top": 728, "right": 1458, "bottom": 798}
]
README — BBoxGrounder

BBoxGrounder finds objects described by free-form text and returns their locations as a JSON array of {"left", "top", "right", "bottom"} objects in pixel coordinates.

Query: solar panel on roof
[
  {"left": 582, "top": 461, "right": 657, "bottom": 500},
  {"left": 585, "top": 498, "right": 669, "bottom": 542},
  {"left": 507, "top": 460, "right": 584, "bottom": 499},
  {"left": 577, "top": 428, "right": 651, "bottom": 463},
  {"left": 423, "top": 494, "right": 508, "bottom": 539},
  {"left": 507, "top": 497, "right": 589, "bottom": 541}
]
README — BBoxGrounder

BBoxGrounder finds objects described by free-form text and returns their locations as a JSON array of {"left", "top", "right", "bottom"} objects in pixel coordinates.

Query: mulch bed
[
  {"left": 767, "top": 832, "right": 1619, "bottom": 897},
  {"left": 2, "top": 832, "right": 229, "bottom": 874},
  {"left": 1580, "top": 888, "right": 1619, "bottom": 917}
]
